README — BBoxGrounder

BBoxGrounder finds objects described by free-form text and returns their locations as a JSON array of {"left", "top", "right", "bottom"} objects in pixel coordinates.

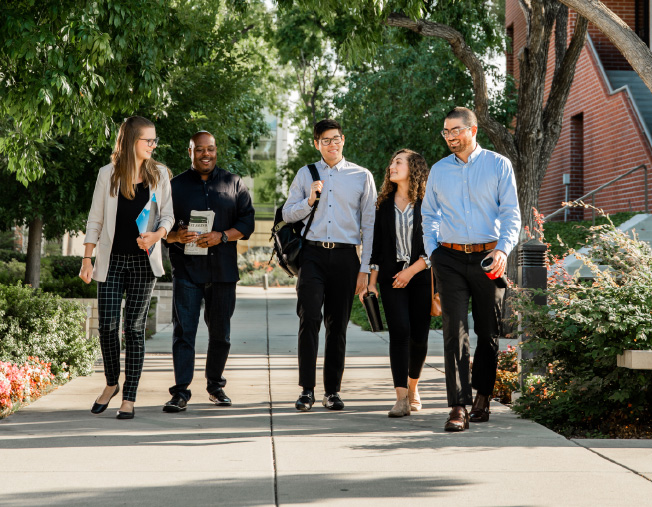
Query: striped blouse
[{"left": 395, "top": 202, "right": 414, "bottom": 269}]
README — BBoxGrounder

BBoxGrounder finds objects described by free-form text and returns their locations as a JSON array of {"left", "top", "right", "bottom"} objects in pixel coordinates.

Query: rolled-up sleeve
[
  {"left": 496, "top": 158, "right": 521, "bottom": 256},
  {"left": 421, "top": 168, "right": 442, "bottom": 257},
  {"left": 83, "top": 168, "right": 107, "bottom": 245},
  {"left": 358, "top": 171, "right": 377, "bottom": 273},
  {"left": 233, "top": 178, "right": 255, "bottom": 239},
  {"left": 282, "top": 167, "right": 313, "bottom": 223}
]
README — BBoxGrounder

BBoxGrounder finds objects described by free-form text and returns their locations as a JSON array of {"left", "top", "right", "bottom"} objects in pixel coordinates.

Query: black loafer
[
  {"left": 91, "top": 385, "right": 120, "bottom": 414},
  {"left": 295, "top": 390, "right": 315, "bottom": 411},
  {"left": 322, "top": 393, "right": 344, "bottom": 410},
  {"left": 116, "top": 408, "right": 135, "bottom": 420},
  {"left": 208, "top": 388, "right": 232, "bottom": 406},
  {"left": 163, "top": 394, "right": 188, "bottom": 413}
]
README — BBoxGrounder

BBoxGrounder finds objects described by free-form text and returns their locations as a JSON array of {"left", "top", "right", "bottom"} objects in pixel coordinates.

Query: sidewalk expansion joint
[
  {"left": 572, "top": 440, "right": 652, "bottom": 484},
  {"left": 266, "top": 293, "right": 280, "bottom": 507}
]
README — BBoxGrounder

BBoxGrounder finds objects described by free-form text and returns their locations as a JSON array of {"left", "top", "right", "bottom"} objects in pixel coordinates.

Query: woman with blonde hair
[
  {"left": 360, "top": 149, "right": 433, "bottom": 417},
  {"left": 80, "top": 116, "right": 174, "bottom": 419}
]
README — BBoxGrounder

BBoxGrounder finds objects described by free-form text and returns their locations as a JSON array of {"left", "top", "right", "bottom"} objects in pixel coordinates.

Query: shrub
[
  {"left": 40, "top": 275, "right": 97, "bottom": 299},
  {"left": 0, "top": 284, "right": 99, "bottom": 379},
  {"left": 0, "top": 357, "right": 55, "bottom": 417},
  {"left": 238, "top": 247, "right": 295, "bottom": 286},
  {"left": 510, "top": 206, "right": 652, "bottom": 437},
  {"left": 0, "top": 259, "right": 25, "bottom": 285},
  {"left": 493, "top": 345, "right": 519, "bottom": 404},
  {"left": 0, "top": 249, "right": 26, "bottom": 263}
]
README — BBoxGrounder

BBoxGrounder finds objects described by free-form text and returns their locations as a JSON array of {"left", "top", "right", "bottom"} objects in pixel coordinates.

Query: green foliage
[
  {"left": 543, "top": 212, "right": 637, "bottom": 258},
  {"left": 237, "top": 247, "right": 295, "bottom": 286},
  {"left": 154, "top": 0, "right": 276, "bottom": 176},
  {"left": 0, "top": 250, "right": 26, "bottom": 263},
  {"left": 334, "top": 29, "right": 515, "bottom": 183},
  {"left": 0, "top": 0, "right": 185, "bottom": 183},
  {"left": 511, "top": 210, "right": 652, "bottom": 437},
  {"left": 0, "top": 284, "right": 99, "bottom": 378}
]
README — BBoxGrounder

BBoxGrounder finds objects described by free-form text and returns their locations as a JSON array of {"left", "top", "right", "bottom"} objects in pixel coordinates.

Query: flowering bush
[
  {"left": 0, "top": 357, "right": 55, "bottom": 417},
  {"left": 493, "top": 345, "right": 519, "bottom": 404},
  {"left": 510, "top": 205, "right": 652, "bottom": 437},
  {"left": 238, "top": 247, "right": 295, "bottom": 286},
  {"left": 0, "top": 283, "right": 99, "bottom": 378}
]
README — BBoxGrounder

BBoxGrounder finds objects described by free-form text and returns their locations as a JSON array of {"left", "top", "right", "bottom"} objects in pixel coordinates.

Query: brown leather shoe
[
  {"left": 469, "top": 393, "right": 490, "bottom": 423},
  {"left": 444, "top": 406, "right": 469, "bottom": 432}
]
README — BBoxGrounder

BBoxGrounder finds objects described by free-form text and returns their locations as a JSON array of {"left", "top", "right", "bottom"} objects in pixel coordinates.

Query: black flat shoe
[
  {"left": 116, "top": 408, "right": 135, "bottom": 420},
  {"left": 91, "top": 385, "right": 120, "bottom": 414}
]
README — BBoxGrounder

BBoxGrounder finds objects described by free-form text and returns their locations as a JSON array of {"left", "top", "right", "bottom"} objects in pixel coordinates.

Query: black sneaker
[
  {"left": 209, "top": 388, "right": 232, "bottom": 406},
  {"left": 163, "top": 394, "right": 187, "bottom": 413},
  {"left": 295, "top": 390, "right": 315, "bottom": 411},
  {"left": 322, "top": 393, "right": 344, "bottom": 410}
]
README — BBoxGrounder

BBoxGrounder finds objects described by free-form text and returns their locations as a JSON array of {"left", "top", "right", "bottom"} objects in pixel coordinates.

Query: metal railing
[{"left": 544, "top": 164, "right": 648, "bottom": 224}]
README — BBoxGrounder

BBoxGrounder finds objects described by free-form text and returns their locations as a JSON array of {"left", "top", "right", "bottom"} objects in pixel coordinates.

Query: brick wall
[{"left": 506, "top": 0, "right": 652, "bottom": 220}]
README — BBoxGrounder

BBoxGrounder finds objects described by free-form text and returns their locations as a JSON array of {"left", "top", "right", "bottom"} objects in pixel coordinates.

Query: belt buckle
[
  {"left": 322, "top": 242, "right": 335, "bottom": 249},
  {"left": 464, "top": 244, "right": 472, "bottom": 254}
]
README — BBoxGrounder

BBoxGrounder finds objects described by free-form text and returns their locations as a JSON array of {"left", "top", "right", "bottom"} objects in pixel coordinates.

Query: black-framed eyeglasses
[
  {"left": 440, "top": 127, "right": 471, "bottom": 139},
  {"left": 319, "top": 136, "right": 343, "bottom": 146},
  {"left": 139, "top": 137, "right": 159, "bottom": 147}
]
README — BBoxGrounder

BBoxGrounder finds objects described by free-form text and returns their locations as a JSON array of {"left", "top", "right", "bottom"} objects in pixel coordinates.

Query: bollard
[
  {"left": 263, "top": 273, "right": 269, "bottom": 290},
  {"left": 517, "top": 238, "right": 548, "bottom": 384}
]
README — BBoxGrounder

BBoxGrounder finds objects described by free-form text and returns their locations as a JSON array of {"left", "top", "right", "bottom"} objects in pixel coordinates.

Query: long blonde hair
[
  {"left": 110, "top": 116, "right": 161, "bottom": 199},
  {"left": 376, "top": 149, "right": 429, "bottom": 209}
]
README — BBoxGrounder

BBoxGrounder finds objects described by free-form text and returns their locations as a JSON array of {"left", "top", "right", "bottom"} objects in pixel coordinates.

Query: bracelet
[{"left": 82, "top": 257, "right": 92, "bottom": 260}]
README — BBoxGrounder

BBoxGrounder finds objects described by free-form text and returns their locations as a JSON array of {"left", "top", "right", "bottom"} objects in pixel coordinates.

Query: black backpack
[{"left": 270, "top": 164, "right": 321, "bottom": 277}]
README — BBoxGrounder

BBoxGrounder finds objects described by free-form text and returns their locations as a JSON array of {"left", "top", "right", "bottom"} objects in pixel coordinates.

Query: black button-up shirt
[{"left": 165, "top": 166, "right": 255, "bottom": 283}]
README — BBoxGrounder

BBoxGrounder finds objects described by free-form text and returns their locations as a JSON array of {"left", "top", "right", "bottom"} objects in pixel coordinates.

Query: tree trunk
[
  {"left": 559, "top": 0, "right": 652, "bottom": 93},
  {"left": 25, "top": 216, "right": 43, "bottom": 288}
]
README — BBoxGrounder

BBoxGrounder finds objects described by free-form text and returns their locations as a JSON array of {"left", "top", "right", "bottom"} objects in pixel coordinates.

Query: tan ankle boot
[
  {"left": 408, "top": 386, "right": 422, "bottom": 411},
  {"left": 388, "top": 396, "right": 410, "bottom": 418}
]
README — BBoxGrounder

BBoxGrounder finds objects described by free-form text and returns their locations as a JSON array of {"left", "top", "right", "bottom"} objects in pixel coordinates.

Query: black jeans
[
  {"left": 296, "top": 244, "right": 360, "bottom": 394},
  {"left": 379, "top": 265, "right": 431, "bottom": 388},
  {"left": 169, "top": 278, "right": 237, "bottom": 401},
  {"left": 432, "top": 247, "right": 504, "bottom": 406}
]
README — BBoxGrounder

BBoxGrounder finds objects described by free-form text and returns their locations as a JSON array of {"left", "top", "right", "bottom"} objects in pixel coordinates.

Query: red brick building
[{"left": 506, "top": 0, "right": 652, "bottom": 219}]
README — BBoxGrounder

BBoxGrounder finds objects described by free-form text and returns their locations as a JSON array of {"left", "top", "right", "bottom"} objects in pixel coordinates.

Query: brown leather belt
[{"left": 440, "top": 241, "right": 497, "bottom": 254}]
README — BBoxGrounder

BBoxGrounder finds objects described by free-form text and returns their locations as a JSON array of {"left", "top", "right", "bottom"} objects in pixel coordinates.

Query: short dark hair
[
  {"left": 313, "top": 119, "right": 342, "bottom": 141},
  {"left": 189, "top": 130, "right": 215, "bottom": 147},
  {"left": 445, "top": 107, "right": 478, "bottom": 127}
]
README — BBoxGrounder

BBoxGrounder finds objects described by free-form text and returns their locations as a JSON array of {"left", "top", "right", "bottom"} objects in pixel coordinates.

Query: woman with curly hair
[{"left": 359, "top": 149, "right": 433, "bottom": 417}]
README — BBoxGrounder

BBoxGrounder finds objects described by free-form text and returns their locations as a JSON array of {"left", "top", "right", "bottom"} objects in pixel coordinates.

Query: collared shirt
[
  {"left": 422, "top": 144, "right": 521, "bottom": 256},
  {"left": 165, "top": 166, "right": 255, "bottom": 283},
  {"left": 282, "top": 157, "right": 377, "bottom": 272},
  {"left": 395, "top": 202, "right": 413, "bottom": 269}
]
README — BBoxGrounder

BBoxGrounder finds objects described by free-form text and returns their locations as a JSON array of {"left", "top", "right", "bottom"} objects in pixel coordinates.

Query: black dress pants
[
  {"left": 432, "top": 246, "right": 504, "bottom": 407},
  {"left": 296, "top": 244, "right": 360, "bottom": 394},
  {"left": 379, "top": 265, "right": 431, "bottom": 388}
]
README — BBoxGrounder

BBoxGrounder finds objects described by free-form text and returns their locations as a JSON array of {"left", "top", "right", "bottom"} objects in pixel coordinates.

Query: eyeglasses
[
  {"left": 319, "top": 136, "right": 343, "bottom": 146},
  {"left": 139, "top": 137, "right": 159, "bottom": 147},
  {"left": 440, "top": 127, "right": 471, "bottom": 139}
]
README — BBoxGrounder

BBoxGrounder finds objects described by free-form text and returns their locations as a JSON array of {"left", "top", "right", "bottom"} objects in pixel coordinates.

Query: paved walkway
[{"left": 1, "top": 287, "right": 652, "bottom": 506}]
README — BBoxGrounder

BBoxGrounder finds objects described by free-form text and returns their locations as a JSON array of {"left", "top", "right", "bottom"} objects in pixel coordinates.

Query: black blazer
[{"left": 369, "top": 193, "right": 431, "bottom": 286}]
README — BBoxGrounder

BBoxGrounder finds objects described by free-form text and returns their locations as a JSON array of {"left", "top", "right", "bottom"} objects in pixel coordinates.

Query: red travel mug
[{"left": 481, "top": 257, "right": 498, "bottom": 280}]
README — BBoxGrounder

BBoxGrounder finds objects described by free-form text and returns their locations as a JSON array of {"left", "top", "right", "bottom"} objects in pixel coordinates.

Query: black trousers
[
  {"left": 432, "top": 246, "right": 504, "bottom": 407},
  {"left": 97, "top": 252, "right": 156, "bottom": 402},
  {"left": 379, "top": 266, "right": 431, "bottom": 388},
  {"left": 296, "top": 244, "right": 360, "bottom": 393}
]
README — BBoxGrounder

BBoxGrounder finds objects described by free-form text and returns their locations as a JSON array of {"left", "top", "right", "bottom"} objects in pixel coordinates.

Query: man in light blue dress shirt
[
  {"left": 283, "top": 119, "right": 377, "bottom": 412},
  {"left": 422, "top": 107, "right": 521, "bottom": 432}
]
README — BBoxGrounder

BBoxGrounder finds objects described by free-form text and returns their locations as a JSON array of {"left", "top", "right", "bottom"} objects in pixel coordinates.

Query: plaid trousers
[{"left": 97, "top": 252, "right": 156, "bottom": 402}]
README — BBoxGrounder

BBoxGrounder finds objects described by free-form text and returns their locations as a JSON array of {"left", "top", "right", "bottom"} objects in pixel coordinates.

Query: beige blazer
[{"left": 83, "top": 163, "right": 175, "bottom": 282}]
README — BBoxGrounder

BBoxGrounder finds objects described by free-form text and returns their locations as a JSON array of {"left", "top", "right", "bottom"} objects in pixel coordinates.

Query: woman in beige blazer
[{"left": 79, "top": 116, "right": 174, "bottom": 420}]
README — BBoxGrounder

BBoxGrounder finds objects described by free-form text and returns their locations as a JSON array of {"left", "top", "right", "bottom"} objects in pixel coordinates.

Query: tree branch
[
  {"left": 385, "top": 12, "right": 516, "bottom": 161},
  {"left": 554, "top": 5, "right": 569, "bottom": 77},
  {"left": 558, "top": 0, "right": 652, "bottom": 93}
]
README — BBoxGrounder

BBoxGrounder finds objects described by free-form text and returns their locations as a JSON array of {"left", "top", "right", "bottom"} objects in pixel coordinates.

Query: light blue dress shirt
[
  {"left": 282, "top": 158, "right": 377, "bottom": 272},
  {"left": 422, "top": 145, "right": 521, "bottom": 257}
]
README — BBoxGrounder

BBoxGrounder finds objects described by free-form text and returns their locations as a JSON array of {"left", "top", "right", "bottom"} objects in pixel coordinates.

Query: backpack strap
[{"left": 302, "top": 164, "right": 321, "bottom": 241}]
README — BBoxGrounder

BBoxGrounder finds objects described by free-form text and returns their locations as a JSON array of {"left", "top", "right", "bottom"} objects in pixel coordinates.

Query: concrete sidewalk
[{"left": 1, "top": 286, "right": 651, "bottom": 506}]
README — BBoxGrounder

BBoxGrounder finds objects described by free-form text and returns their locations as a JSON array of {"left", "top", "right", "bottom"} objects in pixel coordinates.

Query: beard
[{"left": 447, "top": 137, "right": 471, "bottom": 154}]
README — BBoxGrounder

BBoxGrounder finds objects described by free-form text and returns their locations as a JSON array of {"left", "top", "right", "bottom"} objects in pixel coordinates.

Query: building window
[
  {"left": 635, "top": 0, "right": 650, "bottom": 46},
  {"left": 569, "top": 113, "right": 585, "bottom": 221},
  {"left": 506, "top": 24, "right": 514, "bottom": 76}
]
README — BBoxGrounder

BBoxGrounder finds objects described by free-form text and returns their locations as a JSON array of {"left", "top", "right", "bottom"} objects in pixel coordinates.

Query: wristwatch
[{"left": 221, "top": 231, "right": 228, "bottom": 244}]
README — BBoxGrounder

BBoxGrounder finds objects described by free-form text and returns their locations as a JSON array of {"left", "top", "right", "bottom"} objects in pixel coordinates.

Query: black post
[{"left": 517, "top": 238, "right": 548, "bottom": 384}]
